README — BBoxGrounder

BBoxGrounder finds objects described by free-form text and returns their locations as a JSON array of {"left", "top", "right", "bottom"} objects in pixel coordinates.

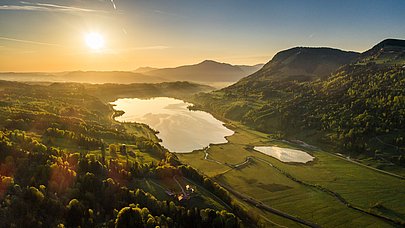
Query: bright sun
[{"left": 85, "top": 32, "right": 105, "bottom": 51}]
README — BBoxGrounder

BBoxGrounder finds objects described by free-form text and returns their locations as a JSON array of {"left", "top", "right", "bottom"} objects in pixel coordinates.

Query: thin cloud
[
  {"left": 0, "top": 36, "right": 60, "bottom": 46},
  {"left": 110, "top": 0, "right": 117, "bottom": 10},
  {"left": 0, "top": 1, "right": 105, "bottom": 13},
  {"left": 35, "top": 2, "right": 102, "bottom": 12}
]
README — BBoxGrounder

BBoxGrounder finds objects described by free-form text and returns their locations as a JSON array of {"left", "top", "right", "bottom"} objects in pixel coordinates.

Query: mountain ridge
[
  {"left": 143, "top": 60, "right": 263, "bottom": 83},
  {"left": 0, "top": 60, "right": 263, "bottom": 86}
]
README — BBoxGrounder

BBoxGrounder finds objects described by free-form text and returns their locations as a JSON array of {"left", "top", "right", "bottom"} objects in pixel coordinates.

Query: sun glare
[{"left": 85, "top": 32, "right": 105, "bottom": 51}]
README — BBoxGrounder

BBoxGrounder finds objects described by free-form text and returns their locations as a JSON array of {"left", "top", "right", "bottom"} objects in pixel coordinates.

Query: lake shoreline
[{"left": 111, "top": 97, "right": 234, "bottom": 153}]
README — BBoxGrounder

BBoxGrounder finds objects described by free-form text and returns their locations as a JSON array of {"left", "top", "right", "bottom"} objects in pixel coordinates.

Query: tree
[
  {"left": 120, "top": 144, "right": 127, "bottom": 156},
  {"left": 146, "top": 216, "right": 156, "bottom": 228},
  {"left": 66, "top": 199, "right": 84, "bottom": 227},
  {"left": 115, "top": 207, "right": 143, "bottom": 228},
  {"left": 26, "top": 186, "right": 44, "bottom": 204},
  {"left": 109, "top": 144, "right": 117, "bottom": 157},
  {"left": 101, "top": 141, "right": 106, "bottom": 163}
]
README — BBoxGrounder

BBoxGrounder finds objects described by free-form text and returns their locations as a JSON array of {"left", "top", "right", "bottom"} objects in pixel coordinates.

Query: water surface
[
  {"left": 254, "top": 146, "right": 314, "bottom": 163},
  {"left": 111, "top": 97, "right": 234, "bottom": 153}
]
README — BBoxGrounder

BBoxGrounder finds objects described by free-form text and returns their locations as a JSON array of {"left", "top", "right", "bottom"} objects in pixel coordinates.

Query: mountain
[
  {"left": 60, "top": 71, "right": 165, "bottom": 84},
  {"left": 237, "top": 63, "right": 264, "bottom": 75},
  {"left": 0, "top": 72, "right": 58, "bottom": 82},
  {"left": 134, "top": 67, "right": 159, "bottom": 74},
  {"left": 1, "top": 61, "right": 263, "bottom": 86},
  {"left": 240, "top": 47, "right": 359, "bottom": 82},
  {"left": 143, "top": 60, "right": 263, "bottom": 84},
  {"left": 194, "top": 39, "right": 405, "bottom": 165},
  {"left": 0, "top": 71, "right": 166, "bottom": 84}
]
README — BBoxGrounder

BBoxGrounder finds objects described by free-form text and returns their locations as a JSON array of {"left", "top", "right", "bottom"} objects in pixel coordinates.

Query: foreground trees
[{"left": 0, "top": 128, "right": 245, "bottom": 227}]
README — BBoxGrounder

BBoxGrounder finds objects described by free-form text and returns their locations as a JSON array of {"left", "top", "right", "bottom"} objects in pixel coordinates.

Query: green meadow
[{"left": 178, "top": 121, "right": 405, "bottom": 227}]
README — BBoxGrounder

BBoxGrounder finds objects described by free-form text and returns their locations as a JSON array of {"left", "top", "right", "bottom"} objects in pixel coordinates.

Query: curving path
[
  {"left": 217, "top": 180, "right": 321, "bottom": 228},
  {"left": 202, "top": 148, "right": 403, "bottom": 226}
]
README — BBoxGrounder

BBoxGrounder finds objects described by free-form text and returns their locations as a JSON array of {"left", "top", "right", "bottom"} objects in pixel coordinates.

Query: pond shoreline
[{"left": 254, "top": 146, "right": 315, "bottom": 163}]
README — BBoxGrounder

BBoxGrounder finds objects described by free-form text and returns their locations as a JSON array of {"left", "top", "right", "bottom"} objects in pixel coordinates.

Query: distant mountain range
[
  {"left": 0, "top": 71, "right": 163, "bottom": 84},
  {"left": 138, "top": 60, "right": 264, "bottom": 83},
  {"left": 0, "top": 61, "right": 263, "bottom": 87}
]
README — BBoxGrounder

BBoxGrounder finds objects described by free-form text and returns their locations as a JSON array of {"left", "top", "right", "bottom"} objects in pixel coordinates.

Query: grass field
[{"left": 177, "top": 121, "right": 405, "bottom": 227}]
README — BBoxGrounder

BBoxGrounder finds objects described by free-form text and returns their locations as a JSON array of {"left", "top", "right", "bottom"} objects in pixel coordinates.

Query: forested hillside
[
  {"left": 0, "top": 81, "right": 247, "bottom": 227},
  {"left": 193, "top": 39, "right": 405, "bottom": 167}
]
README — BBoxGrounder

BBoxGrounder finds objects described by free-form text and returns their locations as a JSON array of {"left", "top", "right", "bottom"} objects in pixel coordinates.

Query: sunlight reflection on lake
[{"left": 111, "top": 97, "right": 234, "bottom": 153}]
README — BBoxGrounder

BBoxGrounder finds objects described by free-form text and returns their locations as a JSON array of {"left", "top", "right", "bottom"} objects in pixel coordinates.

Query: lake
[
  {"left": 111, "top": 97, "right": 234, "bottom": 153},
  {"left": 254, "top": 146, "right": 314, "bottom": 163}
]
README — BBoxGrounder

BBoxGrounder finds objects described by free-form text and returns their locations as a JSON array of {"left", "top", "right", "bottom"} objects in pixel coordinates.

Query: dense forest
[
  {"left": 193, "top": 39, "right": 405, "bottom": 167},
  {"left": 0, "top": 81, "right": 251, "bottom": 227}
]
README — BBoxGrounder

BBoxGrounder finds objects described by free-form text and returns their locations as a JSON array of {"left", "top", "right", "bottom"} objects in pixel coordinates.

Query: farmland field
[{"left": 178, "top": 121, "right": 405, "bottom": 227}]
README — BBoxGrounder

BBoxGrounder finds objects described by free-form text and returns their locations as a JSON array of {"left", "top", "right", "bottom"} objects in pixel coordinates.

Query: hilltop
[
  {"left": 241, "top": 47, "right": 359, "bottom": 82},
  {"left": 359, "top": 38, "right": 405, "bottom": 65}
]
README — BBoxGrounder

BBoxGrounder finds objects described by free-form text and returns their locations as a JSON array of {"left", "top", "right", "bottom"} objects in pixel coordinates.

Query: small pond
[{"left": 254, "top": 146, "right": 314, "bottom": 163}]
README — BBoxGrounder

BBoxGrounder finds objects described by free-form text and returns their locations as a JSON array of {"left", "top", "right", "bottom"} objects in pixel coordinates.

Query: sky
[{"left": 0, "top": 0, "right": 405, "bottom": 72}]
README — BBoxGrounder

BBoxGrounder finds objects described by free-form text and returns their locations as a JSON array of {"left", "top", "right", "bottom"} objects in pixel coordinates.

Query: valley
[
  {"left": 1, "top": 38, "right": 404, "bottom": 226},
  {"left": 2, "top": 1, "right": 405, "bottom": 227}
]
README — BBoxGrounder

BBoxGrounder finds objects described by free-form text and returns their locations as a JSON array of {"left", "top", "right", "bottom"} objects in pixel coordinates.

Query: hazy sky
[{"left": 1, "top": 0, "right": 405, "bottom": 71}]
